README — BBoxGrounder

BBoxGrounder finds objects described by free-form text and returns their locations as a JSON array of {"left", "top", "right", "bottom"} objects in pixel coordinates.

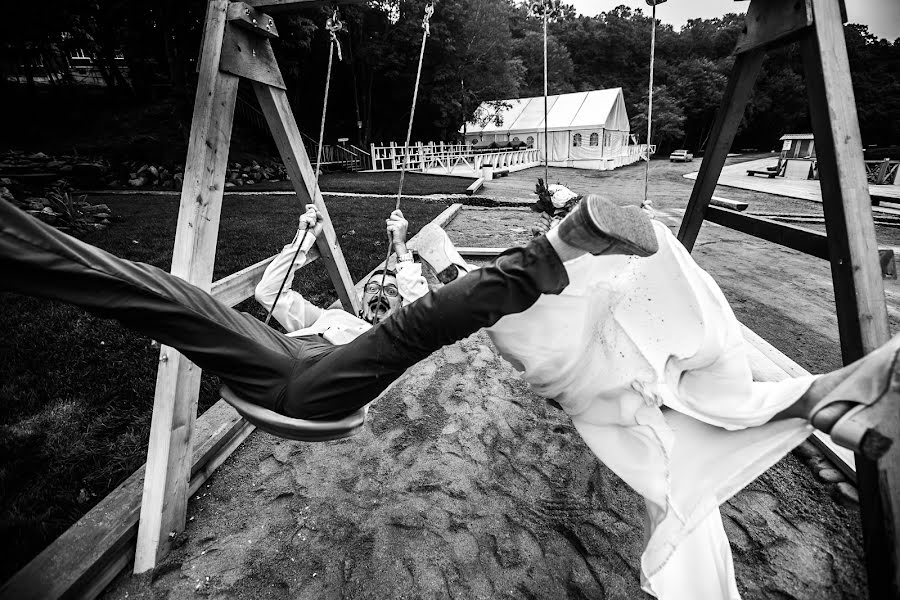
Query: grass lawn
[
  {"left": 0, "top": 194, "right": 449, "bottom": 581},
  {"left": 130, "top": 171, "right": 478, "bottom": 196}
]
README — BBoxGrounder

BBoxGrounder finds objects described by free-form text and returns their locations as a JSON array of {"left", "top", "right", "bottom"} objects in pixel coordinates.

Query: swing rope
[
  {"left": 264, "top": 7, "right": 344, "bottom": 326},
  {"left": 373, "top": 2, "right": 434, "bottom": 322},
  {"left": 641, "top": 0, "right": 660, "bottom": 210},
  {"left": 542, "top": 0, "right": 549, "bottom": 186}
]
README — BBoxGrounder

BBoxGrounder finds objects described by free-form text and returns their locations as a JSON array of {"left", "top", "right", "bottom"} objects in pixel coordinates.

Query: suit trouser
[{"left": 0, "top": 200, "right": 569, "bottom": 419}]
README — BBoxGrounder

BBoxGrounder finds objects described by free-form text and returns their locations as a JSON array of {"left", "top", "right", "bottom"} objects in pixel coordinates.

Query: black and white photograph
[{"left": 1, "top": 0, "right": 899, "bottom": 598}]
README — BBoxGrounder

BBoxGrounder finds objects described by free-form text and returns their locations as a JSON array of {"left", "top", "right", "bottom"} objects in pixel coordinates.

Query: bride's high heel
[{"left": 808, "top": 334, "right": 900, "bottom": 460}]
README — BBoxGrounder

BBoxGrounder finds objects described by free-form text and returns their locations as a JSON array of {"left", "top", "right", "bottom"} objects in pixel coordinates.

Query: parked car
[{"left": 669, "top": 149, "right": 694, "bottom": 162}]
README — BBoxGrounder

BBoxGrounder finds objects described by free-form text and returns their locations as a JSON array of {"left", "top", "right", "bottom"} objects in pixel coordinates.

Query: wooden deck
[{"left": 685, "top": 156, "right": 900, "bottom": 202}]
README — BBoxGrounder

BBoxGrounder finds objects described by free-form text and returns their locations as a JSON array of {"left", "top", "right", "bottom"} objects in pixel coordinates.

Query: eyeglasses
[{"left": 364, "top": 281, "right": 399, "bottom": 298}]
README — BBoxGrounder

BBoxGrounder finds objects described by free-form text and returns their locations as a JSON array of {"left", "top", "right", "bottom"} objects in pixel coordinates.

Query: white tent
[{"left": 464, "top": 88, "right": 633, "bottom": 169}]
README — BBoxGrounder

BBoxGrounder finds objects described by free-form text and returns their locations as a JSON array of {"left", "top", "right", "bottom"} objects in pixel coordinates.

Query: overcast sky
[{"left": 565, "top": 0, "right": 900, "bottom": 42}]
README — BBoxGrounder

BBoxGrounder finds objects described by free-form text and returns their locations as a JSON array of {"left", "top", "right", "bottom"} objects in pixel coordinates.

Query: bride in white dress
[{"left": 427, "top": 193, "right": 896, "bottom": 599}]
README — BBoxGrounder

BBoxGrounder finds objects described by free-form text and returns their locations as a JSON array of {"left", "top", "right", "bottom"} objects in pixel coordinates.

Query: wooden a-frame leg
[
  {"left": 134, "top": 0, "right": 238, "bottom": 573},
  {"left": 801, "top": 0, "right": 898, "bottom": 596},
  {"left": 252, "top": 81, "right": 360, "bottom": 315},
  {"left": 677, "top": 49, "right": 765, "bottom": 250}
]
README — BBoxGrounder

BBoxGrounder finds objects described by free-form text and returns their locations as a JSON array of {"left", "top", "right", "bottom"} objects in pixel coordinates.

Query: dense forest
[{"left": 2, "top": 0, "right": 898, "bottom": 154}]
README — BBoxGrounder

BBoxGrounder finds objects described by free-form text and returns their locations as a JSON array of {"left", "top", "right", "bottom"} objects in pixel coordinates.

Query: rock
[
  {"left": 792, "top": 440, "right": 822, "bottom": 460},
  {"left": 836, "top": 482, "right": 858, "bottom": 504},
  {"left": 0, "top": 187, "right": 13, "bottom": 202},
  {"left": 817, "top": 468, "right": 844, "bottom": 483},
  {"left": 47, "top": 160, "right": 65, "bottom": 169},
  {"left": 0, "top": 177, "right": 12, "bottom": 185},
  {"left": 28, "top": 152, "right": 49, "bottom": 160},
  {"left": 73, "top": 162, "right": 108, "bottom": 176},
  {"left": 225, "top": 182, "right": 236, "bottom": 188},
  {"left": 129, "top": 177, "right": 148, "bottom": 188},
  {"left": 60, "top": 165, "right": 74, "bottom": 173},
  {"left": 93, "top": 212, "right": 111, "bottom": 219}
]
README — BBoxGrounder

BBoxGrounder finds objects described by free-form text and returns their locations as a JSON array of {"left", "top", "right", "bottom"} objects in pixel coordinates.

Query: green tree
[{"left": 630, "top": 85, "right": 686, "bottom": 151}]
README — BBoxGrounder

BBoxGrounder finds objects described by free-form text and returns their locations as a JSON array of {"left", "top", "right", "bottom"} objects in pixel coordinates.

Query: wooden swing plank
[
  {"left": 705, "top": 207, "right": 829, "bottom": 258},
  {"left": 710, "top": 196, "right": 749, "bottom": 212},
  {"left": 134, "top": 0, "right": 239, "bottom": 574},
  {"left": 740, "top": 326, "right": 856, "bottom": 481},
  {"left": 220, "top": 22, "right": 286, "bottom": 90},
  {"left": 0, "top": 401, "right": 252, "bottom": 600},
  {"left": 801, "top": 1, "right": 898, "bottom": 595},
  {"left": 253, "top": 82, "right": 361, "bottom": 315}
]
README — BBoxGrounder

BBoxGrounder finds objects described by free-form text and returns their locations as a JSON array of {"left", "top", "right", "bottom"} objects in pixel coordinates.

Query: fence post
[{"left": 876, "top": 158, "right": 890, "bottom": 185}]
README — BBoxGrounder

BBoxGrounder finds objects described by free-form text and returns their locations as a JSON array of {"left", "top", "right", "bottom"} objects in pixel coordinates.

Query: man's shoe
[
  {"left": 408, "top": 224, "right": 470, "bottom": 284},
  {"left": 556, "top": 194, "right": 659, "bottom": 257}
]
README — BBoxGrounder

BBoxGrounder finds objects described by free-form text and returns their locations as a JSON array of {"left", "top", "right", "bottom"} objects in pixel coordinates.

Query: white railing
[
  {"left": 370, "top": 141, "right": 541, "bottom": 174},
  {"left": 370, "top": 142, "right": 472, "bottom": 172},
  {"left": 588, "top": 144, "right": 652, "bottom": 171},
  {"left": 370, "top": 141, "right": 650, "bottom": 173},
  {"left": 474, "top": 149, "right": 541, "bottom": 171}
]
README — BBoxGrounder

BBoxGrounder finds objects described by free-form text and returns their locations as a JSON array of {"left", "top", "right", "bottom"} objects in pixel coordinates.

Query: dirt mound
[{"left": 105, "top": 334, "right": 864, "bottom": 600}]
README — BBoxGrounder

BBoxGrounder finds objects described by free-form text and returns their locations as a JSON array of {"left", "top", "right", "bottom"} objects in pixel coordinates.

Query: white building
[{"left": 464, "top": 88, "right": 640, "bottom": 170}]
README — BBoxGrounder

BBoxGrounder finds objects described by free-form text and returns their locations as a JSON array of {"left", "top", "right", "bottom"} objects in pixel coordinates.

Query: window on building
[
  {"left": 526, "top": 136, "right": 534, "bottom": 147},
  {"left": 471, "top": 138, "right": 479, "bottom": 145},
  {"left": 589, "top": 133, "right": 599, "bottom": 147},
  {"left": 573, "top": 133, "right": 582, "bottom": 147}
]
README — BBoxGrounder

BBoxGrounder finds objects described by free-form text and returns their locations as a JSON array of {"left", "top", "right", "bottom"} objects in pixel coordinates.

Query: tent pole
[{"left": 642, "top": 0, "right": 661, "bottom": 208}]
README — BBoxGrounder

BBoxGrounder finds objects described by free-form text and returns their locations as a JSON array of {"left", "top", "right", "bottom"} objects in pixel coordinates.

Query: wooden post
[
  {"left": 134, "top": 0, "right": 237, "bottom": 573},
  {"left": 253, "top": 83, "right": 360, "bottom": 314},
  {"left": 802, "top": 1, "right": 897, "bottom": 596},
  {"left": 677, "top": 49, "right": 765, "bottom": 250}
]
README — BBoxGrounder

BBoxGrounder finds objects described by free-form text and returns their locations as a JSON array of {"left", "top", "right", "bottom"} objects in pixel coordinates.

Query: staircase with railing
[{"left": 234, "top": 88, "right": 370, "bottom": 172}]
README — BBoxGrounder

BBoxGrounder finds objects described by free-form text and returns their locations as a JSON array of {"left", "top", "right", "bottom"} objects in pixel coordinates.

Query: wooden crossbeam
[
  {"left": 227, "top": 1, "right": 279, "bottom": 38},
  {"left": 220, "top": 18, "right": 286, "bottom": 89},
  {"left": 246, "top": 0, "right": 367, "bottom": 13},
  {"left": 733, "top": 0, "right": 813, "bottom": 55}
]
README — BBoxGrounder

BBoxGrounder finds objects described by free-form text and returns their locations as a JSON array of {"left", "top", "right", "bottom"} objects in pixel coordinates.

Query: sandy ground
[{"left": 102, "top": 157, "right": 889, "bottom": 599}]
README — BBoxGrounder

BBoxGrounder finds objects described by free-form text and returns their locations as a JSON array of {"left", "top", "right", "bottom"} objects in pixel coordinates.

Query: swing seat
[{"left": 220, "top": 385, "right": 367, "bottom": 442}]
